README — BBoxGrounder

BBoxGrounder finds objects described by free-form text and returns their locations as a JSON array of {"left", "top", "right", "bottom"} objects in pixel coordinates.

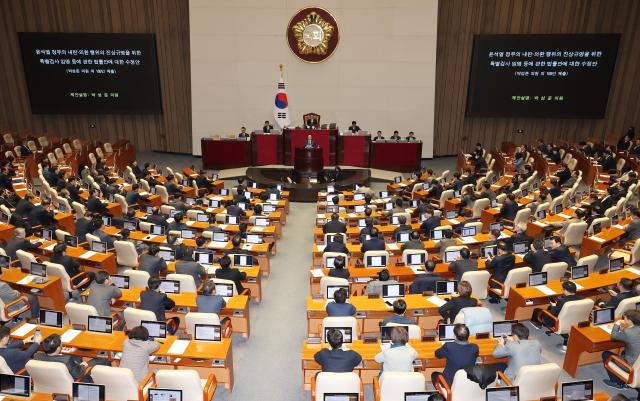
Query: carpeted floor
[{"left": 135, "top": 152, "right": 633, "bottom": 400}]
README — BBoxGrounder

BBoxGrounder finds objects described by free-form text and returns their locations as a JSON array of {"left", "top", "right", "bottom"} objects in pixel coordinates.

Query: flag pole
[{"left": 279, "top": 64, "right": 283, "bottom": 79}]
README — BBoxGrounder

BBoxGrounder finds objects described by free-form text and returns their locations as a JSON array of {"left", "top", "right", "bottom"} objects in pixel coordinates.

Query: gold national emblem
[{"left": 292, "top": 11, "right": 334, "bottom": 55}]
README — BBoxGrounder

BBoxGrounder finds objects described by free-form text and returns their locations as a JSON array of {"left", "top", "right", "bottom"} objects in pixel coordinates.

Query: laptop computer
[
  {"left": 194, "top": 252, "right": 214, "bottom": 265},
  {"left": 382, "top": 284, "right": 405, "bottom": 300},
  {"left": 246, "top": 233, "right": 262, "bottom": 244},
  {"left": 489, "top": 222, "right": 502, "bottom": 232},
  {"left": 561, "top": 380, "right": 593, "bottom": 401},
  {"left": 444, "top": 250, "right": 460, "bottom": 263},
  {"left": 212, "top": 232, "right": 229, "bottom": 242},
  {"left": 149, "top": 388, "right": 182, "bottom": 401},
  {"left": 0, "top": 374, "right": 30, "bottom": 398},
  {"left": 323, "top": 327, "right": 353, "bottom": 344},
  {"left": 446, "top": 210, "right": 458, "bottom": 219},
  {"left": 432, "top": 229, "right": 444, "bottom": 240},
  {"left": 327, "top": 285, "right": 350, "bottom": 300},
  {"left": 159, "top": 280, "right": 180, "bottom": 294},
  {"left": 396, "top": 232, "right": 410, "bottom": 243},
  {"left": 436, "top": 280, "right": 457, "bottom": 295},
  {"left": 460, "top": 226, "right": 476, "bottom": 237},
  {"left": 110, "top": 274, "right": 130, "bottom": 289},
  {"left": 233, "top": 254, "right": 253, "bottom": 267},
  {"left": 87, "top": 316, "right": 113, "bottom": 334},
  {"left": 123, "top": 220, "right": 138, "bottom": 231},
  {"left": 486, "top": 386, "right": 519, "bottom": 401},
  {"left": 158, "top": 249, "right": 176, "bottom": 262},
  {"left": 180, "top": 229, "right": 195, "bottom": 239},
  {"left": 492, "top": 320, "right": 517, "bottom": 338},
  {"left": 528, "top": 272, "right": 547, "bottom": 286},
  {"left": 65, "top": 235, "right": 78, "bottom": 248},
  {"left": 406, "top": 252, "right": 426, "bottom": 266},
  {"left": 366, "top": 255, "right": 387, "bottom": 268},
  {"left": 194, "top": 324, "right": 222, "bottom": 342},
  {"left": 592, "top": 307, "right": 614, "bottom": 325},
  {"left": 226, "top": 215, "right": 239, "bottom": 225},
  {"left": 39, "top": 309, "right": 63, "bottom": 328},
  {"left": 513, "top": 242, "right": 528, "bottom": 254},
  {"left": 150, "top": 224, "right": 165, "bottom": 235},
  {"left": 141, "top": 320, "right": 167, "bottom": 340},
  {"left": 481, "top": 245, "right": 497, "bottom": 258},
  {"left": 571, "top": 265, "right": 589, "bottom": 280},
  {"left": 609, "top": 257, "right": 625, "bottom": 272},
  {"left": 73, "top": 382, "right": 105, "bottom": 401},
  {"left": 438, "top": 324, "right": 456, "bottom": 342},
  {"left": 215, "top": 283, "right": 234, "bottom": 297},
  {"left": 91, "top": 241, "right": 107, "bottom": 253}
]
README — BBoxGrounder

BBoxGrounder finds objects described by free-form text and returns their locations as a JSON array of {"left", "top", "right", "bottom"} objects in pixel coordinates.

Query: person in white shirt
[{"left": 374, "top": 326, "right": 418, "bottom": 374}]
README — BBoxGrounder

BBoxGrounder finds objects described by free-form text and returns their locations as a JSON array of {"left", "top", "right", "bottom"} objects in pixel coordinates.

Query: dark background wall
[
  {"left": 0, "top": 0, "right": 191, "bottom": 153},
  {"left": 434, "top": 0, "right": 640, "bottom": 155}
]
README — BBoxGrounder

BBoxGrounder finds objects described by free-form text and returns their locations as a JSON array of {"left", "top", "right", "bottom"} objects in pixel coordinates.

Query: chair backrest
[
  {"left": 364, "top": 250, "right": 389, "bottom": 268},
  {"left": 320, "top": 277, "right": 349, "bottom": 298},
  {"left": 185, "top": 312, "right": 221, "bottom": 336},
  {"left": 384, "top": 323, "right": 421, "bottom": 339},
  {"left": 55, "top": 229, "right": 71, "bottom": 242},
  {"left": 314, "top": 372, "right": 361, "bottom": 401},
  {"left": 156, "top": 185, "right": 169, "bottom": 203},
  {"left": 123, "top": 307, "right": 156, "bottom": 330},
  {"left": 155, "top": 369, "right": 204, "bottom": 401},
  {"left": 43, "top": 262, "right": 72, "bottom": 292},
  {"left": 2, "top": 133, "right": 13, "bottom": 144},
  {"left": 541, "top": 262, "right": 568, "bottom": 281},
  {"left": 563, "top": 221, "right": 588, "bottom": 246},
  {"left": 472, "top": 198, "right": 490, "bottom": 218},
  {"left": 629, "top": 239, "right": 640, "bottom": 265},
  {"left": 16, "top": 249, "right": 36, "bottom": 271},
  {"left": 379, "top": 372, "right": 426, "bottom": 401},
  {"left": 588, "top": 217, "right": 611, "bottom": 235},
  {"left": 63, "top": 142, "right": 73, "bottom": 155},
  {"left": 453, "top": 307, "right": 492, "bottom": 336},
  {"left": 323, "top": 252, "right": 349, "bottom": 268},
  {"left": 460, "top": 271, "right": 491, "bottom": 299},
  {"left": 556, "top": 298, "right": 595, "bottom": 334},
  {"left": 166, "top": 273, "right": 197, "bottom": 293},
  {"left": 450, "top": 369, "right": 492, "bottom": 401},
  {"left": 104, "top": 142, "right": 114, "bottom": 153},
  {"left": 513, "top": 363, "right": 561, "bottom": 400},
  {"left": 54, "top": 147, "right": 64, "bottom": 159},
  {"left": 85, "top": 233, "right": 101, "bottom": 249},
  {"left": 122, "top": 269, "right": 150, "bottom": 289},
  {"left": 114, "top": 240, "right": 139, "bottom": 267},
  {"left": 513, "top": 208, "right": 531, "bottom": 228},
  {"left": 501, "top": 267, "right": 532, "bottom": 298},
  {"left": 615, "top": 295, "right": 640, "bottom": 318},
  {"left": 91, "top": 365, "right": 140, "bottom": 401},
  {"left": 26, "top": 360, "right": 74, "bottom": 395},
  {"left": 114, "top": 194, "right": 128, "bottom": 214},
  {"left": 576, "top": 254, "right": 598, "bottom": 274},
  {"left": 322, "top": 317, "right": 358, "bottom": 341},
  {"left": 439, "top": 190, "right": 454, "bottom": 207},
  {"left": 72, "top": 201, "right": 86, "bottom": 216},
  {"left": 0, "top": 356, "right": 13, "bottom": 374},
  {"left": 65, "top": 303, "right": 99, "bottom": 327}
]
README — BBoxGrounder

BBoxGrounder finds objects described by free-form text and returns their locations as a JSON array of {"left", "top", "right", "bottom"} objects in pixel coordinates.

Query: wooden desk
[
  {"left": 38, "top": 241, "right": 117, "bottom": 274},
  {"left": 1, "top": 268, "right": 66, "bottom": 311},
  {"left": 54, "top": 212, "right": 74, "bottom": 234},
  {"left": 505, "top": 267, "right": 640, "bottom": 321},
  {"left": 564, "top": 324, "right": 623, "bottom": 378},
  {"left": 301, "top": 336, "right": 503, "bottom": 389},
  {"left": 580, "top": 224, "right": 627, "bottom": 258},
  {"left": 10, "top": 322, "right": 235, "bottom": 390},
  {"left": 0, "top": 222, "right": 15, "bottom": 241}
]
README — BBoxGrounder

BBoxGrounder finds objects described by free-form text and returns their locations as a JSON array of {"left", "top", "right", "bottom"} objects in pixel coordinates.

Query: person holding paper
[
  {"left": 119, "top": 325, "right": 161, "bottom": 383},
  {"left": 0, "top": 325, "right": 41, "bottom": 373}
]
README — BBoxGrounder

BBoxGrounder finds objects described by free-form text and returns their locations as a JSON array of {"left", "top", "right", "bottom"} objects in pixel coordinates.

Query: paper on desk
[
  {"left": 11, "top": 323, "right": 36, "bottom": 337},
  {"left": 354, "top": 277, "right": 370, "bottom": 283},
  {"left": 459, "top": 236, "right": 476, "bottom": 244},
  {"left": 316, "top": 245, "right": 326, "bottom": 252},
  {"left": 80, "top": 251, "right": 96, "bottom": 259},
  {"left": 626, "top": 267, "right": 640, "bottom": 276},
  {"left": 206, "top": 208, "right": 215, "bottom": 213},
  {"left": 534, "top": 285, "right": 557, "bottom": 296},
  {"left": 251, "top": 227, "right": 264, "bottom": 232},
  {"left": 207, "top": 241, "right": 228, "bottom": 249},
  {"left": 44, "top": 243, "right": 56, "bottom": 251},
  {"left": 590, "top": 236, "right": 606, "bottom": 243},
  {"left": 242, "top": 244, "right": 253, "bottom": 251},
  {"left": 557, "top": 213, "right": 571, "bottom": 219},
  {"left": 61, "top": 329, "right": 81, "bottom": 343},
  {"left": 499, "top": 232, "right": 511, "bottom": 239},
  {"left": 409, "top": 266, "right": 426, "bottom": 275},
  {"left": 185, "top": 220, "right": 195, "bottom": 227},
  {"left": 167, "top": 340, "right": 190, "bottom": 355},
  {"left": 310, "top": 269, "right": 325, "bottom": 278},
  {"left": 447, "top": 219, "right": 459, "bottom": 225},
  {"left": 614, "top": 224, "right": 625, "bottom": 230},
  {"left": 17, "top": 275, "right": 36, "bottom": 285},
  {"left": 317, "top": 214, "right": 325, "bottom": 218},
  {"left": 597, "top": 323, "right": 614, "bottom": 335},
  {"left": 211, "top": 196, "right": 223, "bottom": 201},
  {"left": 348, "top": 213, "right": 357, "bottom": 218},
  {"left": 397, "top": 183, "right": 407, "bottom": 187},
  {"left": 387, "top": 243, "right": 399, "bottom": 251},
  {"left": 427, "top": 296, "right": 447, "bottom": 307},
  {"left": 218, "top": 224, "right": 227, "bottom": 230},
  {"left": 533, "top": 221, "right": 547, "bottom": 227},
  {"left": 574, "top": 283, "right": 584, "bottom": 291}
]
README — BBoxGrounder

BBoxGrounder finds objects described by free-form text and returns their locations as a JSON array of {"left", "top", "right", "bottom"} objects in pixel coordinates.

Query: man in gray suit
[
  {"left": 491, "top": 323, "right": 541, "bottom": 381},
  {"left": 624, "top": 208, "right": 640, "bottom": 242},
  {"left": 602, "top": 310, "right": 640, "bottom": 389},
  {"left": 87, "top": 271, "right": 122, "bottom": 317},
  {"left": 138, "top": 245, "right": 167, "bottom": 277},
  {"left": 401, "top": 231, "right": 425, "bottom": 251},
  {"left": 175, "top": 252, "right": 207, "bottom": 287},
  {"left": 447, "top": 248, "right": 478, "bottom": 280}
]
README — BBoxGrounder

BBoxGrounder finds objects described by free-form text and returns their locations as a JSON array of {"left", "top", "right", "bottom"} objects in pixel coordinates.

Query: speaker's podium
[{"left": 294, "top": 147, "right": 323, "bottom": 174}]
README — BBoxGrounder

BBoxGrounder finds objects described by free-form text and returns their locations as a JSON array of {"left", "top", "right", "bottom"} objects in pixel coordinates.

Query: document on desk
[
  {"left": 626, "top": 267, "right": 640, "bottom": 276},
  {"left": 348, "top": 213, "right": 358, "bottom": 218},
  {"left": 206, "top": 208, "right": 215, "bottom": 213},
  {"left": 590, "top": 236, "right": 606, "bottom": 243},
  {"left": 251, "top": 227, "right": 264, "bottom": 232},
  {"left": 167, "top": 339, "right": 190, "bottom": 355},
  {"left": 557, "top": 213, "right": 571, "bottom": 219},
  {"left": 427, "top": 296, "right": 447, "bottom": 307},
  {"left": 185, "top": 220, "right": 195, "bottom": 227},
  {"left": 79, "top": 251, "right": 96, "bottom": 259},
  {"left": 614, "top": 224, "right": 625, "bottom": 230},
  {"left": 17, "top": 275, "right": 36, "bottom": 285},
  {"left": 316, "top": 245, "right": 326, "bottom": 252},
  {"left": 44, "top": 243, "right": 57, "bottom": 251},
  {"left": 533, "top": 221, "right": 547, "bottom": 227},
  {"left": 386, "top": 243, "right": 399, "bottom": 251},
  {"left": 574, "top": 283, "right": 584, "bottom": 291},
  {"left": 498, "top": 232, "right": 511, "bottom": 239},
  {"left": 208, "top": 241, "right": 228, "bottom": 249},
  {"left": 317, "top": 214, "right": 325, "bottom": 219},
  {"left": 597, "top": 323, "right": 615, "bottom": 335},
  {"left": 534, "top": 285, "right": 557, "bottom": 296},
  {"left": 409, "top": 266, "right": 426, "bottom": 275},
  {"left": 459, "top": 237, "right": 476, "bottom": 244},
  {"left": 11, "top": 323, "right": 36, "bottom": 337},
  {"left": 310, "top": 269, "right": 325, "bottom": 278},
  {"left": 242, "top": 244, "right": 253, "bottom": 251},
  {"left": 211, "top": 196, "right": 224, "bottom": 201},
  {"left": 61, "top": 329, "right": 82, "bottom": 344},
  {"left": 218, "top": 224, "right": 228, "bottom": 230}
]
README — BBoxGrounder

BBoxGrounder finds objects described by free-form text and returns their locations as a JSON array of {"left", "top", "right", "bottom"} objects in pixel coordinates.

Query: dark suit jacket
[
  {"left": 27, "top": 206, "right": 55, "bottom": 227},
  {"left": 324, "top": 242, "right": 349, "bottom": 254},
  {"left": 523, "top": 250, "right": 552, "bottom": 273},
  {"left": 548, "top": 294, "right": 584, "bottom": 317},
  {"left": 549, "top": 245, "right": 575, "bottom": 267},
  {"left": 225, "top": 205, "right": 245, "bottom": 217},
  {"left": 507, "top": 232, "right": 533, "bottom": 251},
  {"left": 439, "top": 296, "right": 478, "bottom": 322},
  {"left": 140, "top": 290, "right": 175, "bottom": 321},
  {"left": 448, "top": 259, "right": 478, "bottom": 281},
  {"left": 175, "top": 261, "right": 207, "bottom": 287},
  {"left": 87, "top": 197, "right": 107, "bottom": 214},
  {"left": 487, "top": 253, "right": 516, "bottom": 282},
  {"left": 435, "top": 341, "right": 479, "bottom": 385},
  {"left": 401, "top": 240, "right": 425, "bottom": 251},
  {"left": 0, "top": 340, "right": 40, "bottom": 372},
  {"left": 196, "top": 295, "right": 226, "bottom": 314},
  {"left": 500, "top": 201, "right": 519, "bottom": 221},
  {"left": 328, "top": 268, "right": 350, "bottom": 279},
  {"left": 323, "top": 220, "right": 347, "bottom": 234},
  {"left": 50, "top": 253, "right": 82, "bottom": 277},
  {"left": 215, "top": 267, "right": 247, "bottom": 293},
  {"left": 75, "top": 217, "right": 93, "bottom": 243},
  {"left": 14, "top": 199, "right": 34, "bottom": 217},
  {"left": 361, "top": 238, "right": 385, "bottom": 253},
  {"left": 604, "top": 291, "right": 637, "bottom": 310},
  {"left": 314, "top": 348, "right": 362, "bottom": 372},
  {"left": 125, "top": 190, "right": 142, "bottom": 206},
  {"left": 409, "top": 273, "right": 444, "bottom": 294},
  {"left": 138, "top": 254, "right": 167, "bottom": 277},
  {"left": 420, "top": 216, "right": 442, "bottom": 236},
  {"left": 5, "top": 237, "right": 40, "bottom": 258},
  {"left": 146, "top": 214, "right": 168, "bottom": 227}
]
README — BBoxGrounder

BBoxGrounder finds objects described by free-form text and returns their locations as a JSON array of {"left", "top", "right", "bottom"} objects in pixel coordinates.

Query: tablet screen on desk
[
  {"left": 246, "top": 234, "right": 262, "bottom": 244},
  {"left": 181, "top": 229, "right": 195, "bottom": 239},
  {"left": 353, "top": 194, "right": 364, "bottom": 201},
  {"left": 324, "top": 327, "right": 352, "bottom": 344},
  {"left": 327, "top": 285, "right": 350, "bottom": 300},
  {"left": 609, "top": 257, "right": 624, "bottom": 272},
  {"left": 446, "top": 210, "right": 458, "bottom": 219},
  {"left": 149, "top": 388, "right": 182, "bottom": 401},
  {"left": 461, "top": 226, "right": 476, "bottom": 237},
  {"left": 324, "top": 393, "right": 358, "bottom": 401},
  {"left": 528, "top": 272, "right": 547, "bottom": 287},
  {"left": 438, "top": 324, "right": 455, "bottom": 341},
  {"left": 493, "top": 320, "right": 516, "bottom": 338},
  {"left": 30, "top": 262, "right": 47, "bottom": 277},
  {"left": 444, "top": 251, "right": 460, "bottom": 263},
  {"left": 407, "top": 253, "right": 425, "bottom": 266},
  {"left": 40, "top": 309, "right": 63, "bottom": 328},
  {"left": 159, "top": 280, "right": 180, "bottom": 294},
  {"left": 354, "top": 205, "right": 365, "bottom": 213},
  {"left": 382, "top": 284, "right": 405, "bottom": 299},
  {"left": 111, "top": 275, "right": 130, "bottom": 289},
  {"left": 73, "top": 382, "right": 105, "bottom": 401},
  {"left": 209, "top": 199, "right": 220, "bottom": 208},
  {"left": 396, "top": 232, "right": 410, "bottom": 243},
  {"left": 592, "top": 307, "right": 614, "bottom": 325},
  {"left": 0, "top": 374, "right": 30, "bottom": 398},
  {"left": 212, "top": 232, "right": 229, "bottom": 242},
  {"left": 571, "top": 265, "right": 588, "bottom": 280},
  {"left": 432, "top": 229, "right": 443, "bottom": 240},
  {"left": 102, "top": 217, "right": 111, "bottom": 227},
  {"left": 436, "top": 280, "right": 457, "bottom": 295},
  {"left": 490, "top": 222, "right": 502, "bottom": 232},
  {"left": 512, "top": 242, "right": 527, "bottom": 254},
  {"left": 233, "top": 254, "right": 253, "bottom": 267},
  {"left": 42, "top": 228, "right": 53, "bottom": 241},
  {"left": 142, "top": 320, "right": 166, "bottom": 339},
  {"left": 561, "top": 380, "right": 593, "bottom": 401},
  {"left": 91, "top": 241, "right": 107, "bottom": 254},
  {"left": 65, "top": 235, "right": 78, "bottom": 248},
  {"left": 197, "top": 213, "right": 209, "bottom": 223},
  {"left": 381, "top": 325, "right": 408, "bottom": 344},
  {"left": 123, "top": 220, "right": 138, "bottom": 231},
  {"left": 405, "top": 392, "right": 437, "bottom": 401},
  {"left": 194, "top": 252, "right": 213, "bottom": 265},
  {"left": 481, "top": 245, "right": 497, "bottom": 258},
  {"left": 87, "top": 316, "right": 112, "bottom": 334},
  {"left": 194, "top": 324, "right": 221, "bottom": 342},
  {"left": 366, "top": 255, "right": 387, "bottom": 268},
  {"left": 159, "top": 249, "right": 176, "bottom": 262},
  {"left": 486, "top": 386, "right": 519, "bottom": 401},
  {"left": 215, "top": 283, "right": 234, "bottom": 297},
  {"left": 150, "top": 224, "right": 165, "bottom": 235}
]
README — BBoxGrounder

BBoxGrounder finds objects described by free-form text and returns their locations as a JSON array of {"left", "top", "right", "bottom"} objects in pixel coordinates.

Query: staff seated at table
[
  {"left": 448, "top": 248, "right": 478, "bottom": 281},
  {"left": 409, "top": 260, "right": 444, "bottom": 294},
  {"left": 431, "top": 324, "right": 479, "bottom": 386},
  {"left": 361, "top": 228, "right": 385, "bottom": 252},
  {"left": 326, "top": 288, "right": 355, "bottom": 317},
  {"left": 238, "top": 126, "right": 249, "bottom": 138},
  {"left": 92, "top": 217, "right": 115, "bottom": 248},
  {"left": 389, "top": 131, "right": 401, "bottom": 141},
  {"left": 439, "top": 280, "right": 478, "bottom": 323},
  {"left": 5, "top": 227, "right": 41, "bottom": 258},
  {"left": 487, "top": 241, "right": 516, "bottom": 304},
  {"left": 401, "top": 231, "right": 425, "bottom": 251},
  {"left": 531, "top": 280, "right": 583, "bottom": 329},
  {"left": 405, "top": 131, "right": 417, "bottom": 141},
  {"left": 601, "top": 310, "right": 640, "bottom": 390},
  {"left": 175, "top": 251, "right": 207, "bottom": 287},
  {"left": 323, "top": 213, "right": 346, "bottom": 234},
  {"left": 598, "top": 278, "right": 636, "bottom": 310},
  {"left": 523, "top": 239, "right": 551, "bottom": 273},
  {"left": 348, "top": 121, "right": 360, "bottom": 133},
  {"left": 139, "top": 245, "right": 168, "bottom": 277},
  {"left": 197, "top": 280, "right": 227, "bottom": 315},
  {"left": 419, "top": 207, "right": 441, "bottom": 238},
  {"left": 490, "top": 323, "right": 541, "bottom": 381},
  {"left": 215, "top": 255, "right": 247, "bottom": 293},
  {"left": 372, "top": 131, "right": 385, "bottom": 141},
  {"left": 375, "top": 326, "right": 418, "bottom": 374},
  {"left": 382, "top": 299, "right": 416, "bottom": 326},
  {"left": 262, "top": 120, "right": 273, "bottom": 133},
  {"left": 547, "top": 235, "right": 576, "bottom": 267},
  {"left": 324, "top": 235, "right": 349, "bottom": 255},
  {"left": 364, "top": 269, "right": 397, "bottom": 296},
  {"left": 87, "top": 271, "right": 122, "bottom": 318},
  {"left": 314, "top": 328, "right": 362, "bottom": 372}
]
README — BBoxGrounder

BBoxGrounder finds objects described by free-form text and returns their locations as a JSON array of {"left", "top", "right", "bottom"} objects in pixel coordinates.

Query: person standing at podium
[
  {"left": 304, "top": 134, "right": 316, "bottom": 149},
  {"left": 238, "top": 127, "right": 249, "bottom": 138},
  {"left": 372, "top": 131, "right": 385, "bottom": 141},
  {"left": 263, "top": 121, "right": 273, "bottom": 133},
  {"left": 348, "top": 121, "right": 361, "bottom": 133},
  {"left": 390, "top": 130, "right": 402, "bottom": 141}
]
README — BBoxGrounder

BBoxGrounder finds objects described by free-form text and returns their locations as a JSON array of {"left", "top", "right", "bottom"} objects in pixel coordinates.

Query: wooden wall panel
[
  {"left": 0, "top": 0, "right": 191, "bottom": 153},
  {"left": 434, "top": 0, "right": 640, "bottom": 156}
]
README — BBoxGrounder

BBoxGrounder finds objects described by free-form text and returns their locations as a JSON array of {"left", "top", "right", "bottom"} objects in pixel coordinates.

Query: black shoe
[
  {"left": 488, "top": 298, "right": 501, "bottom": 304},
  {"left": 603, "top": 379, "right": 624, "bottom": 389}
]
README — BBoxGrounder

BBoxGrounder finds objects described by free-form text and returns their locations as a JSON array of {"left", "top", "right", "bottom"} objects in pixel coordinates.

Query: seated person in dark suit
[
  {"left": 224, "top": 235, "right": 251, "bottom": 256},
  {"left": 326, "top": 288, "right": 356, "bottom": 316},
  {"left": 601, "top": 310, "right": 640, "bottom": 390},
  {"left": 5, "top": 227, "right": 41, "bottom": 258},
  {"left": 392, "top": 215, "right": 412, "bottom": 239},
  {"left": 531, "top": 280, "right": 583, "bottom": 329},
  {"left": 409, "top": 260, "right": 444, "bottom": 294},
  {"left": 360, "top": 227, "right": 385, "bottom": 253},
  {"left": 34, "top": 334, "right": 109, "bottom": 380},
  {"left": 164, "top": 175, "right": 183, "bottom": 197},
  {"left": 382, "top": 299, "right": 417, "bottom": 325},
  {"left": 196, "top": 280, "right": 227, "bottom": 316},
  {"left": 145, "top": 207, "right": 168, "bottom": 227},
  {"left": 238, "top": 126, "right": 250, "bottom": 138},
  {"left": 448, "top": 248, "right": 478, "bottom": 281},
  {"left": 195, "top": 170, "right": 215, "bottom": 193},
  {"left": 138, "top": 245, "right": 167, "bottom": 277},
  {"left": 14, "top": 193, "right": 35, "bottom": 217},
  {"left": 500, "top": 193, "right": 519, "bottom": 222},
  {"left": 175, "top": 252, "right": 207, "bottom": 288},
  {"left": 372, "top": 131, "right": 385, "bottom": 141},
  {"left": 314, "top": 328, "right": 362, "bottom": 372},
  {"left": 323, "top": 213, "right": 346, "bottom": 234},
  {"left": 419, "top": 207, "right": 441, "bottom": 238},
  {"left": 401, "top": 231, "right": 425, "bottom": 251},
  {"left": 262, "top": 120, "right": 273, "bottom": 133},
  {"left": 324, "top": 234, "right": 349, "bottom": 255},
  {"left": 431, "top": 324, "right": 479, "bottom": 386},
  {"left": 27, "top": 199, "right": 56, "bottom": 228},
  {"left": 0, "top": 325, "right": 41, "bottom": 373},
  {"left": 75, "top": 214, "right": 93, "bottom": 243},
  {"left": 214, "top": 255, "right": 247, "bottom": 293},
  {"left": 389, "top": 130, "right": 402, "bottom": 141},
  {"left": 165, "top": 234, "right": 187, "bottom": 260},
  {"left": 91, "top": 217, "right": 115, "bottom": 248},
  {"left": 548, "top": 235, "right": 576, "bottom": 267},
  {"left": 427, "top": 179, "right": 443, "bottom": 199},
  {"left": 405, "top": 131, "right": 417, "bottom": 141},
  {"left": 125, "top": 183, "right": 147, "bottom": 206},
  {"left": 600, "top": 278, "right": 636, "bottom": 310},
  {"left": 328, "top": 255, "right": 350, "bottom": 279},
  {"left": 225, "top": 200, "right": 246, "bottom": 217},
  {"left": 439, "top": 280, "right": 478, "bottom": 323},
  {"left": 348, "top": 121, "right": 361, "bottom": 133},
  {"left": 140, "top": 277, "right": 180, "bottom": 334},
  {"left": 487, "top": 241, "right": 516, "bottom": 303},
  {"left": 506, "top": 225, "right": 533, "bottom": 251},
  {"left": 523, "top": 239, "right": 552, "bottom": 273},
  {"left": 86, "top": 189, "right": 108, "bottom": 214}
]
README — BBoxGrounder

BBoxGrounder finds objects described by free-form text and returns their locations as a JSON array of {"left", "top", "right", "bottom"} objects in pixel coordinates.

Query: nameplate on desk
[
  {"left": 355, "top": 311, "right": 367, "bottom": 318},
  {"left": 533, "top": 221, "right": 547, "bottom": 227},
  {"left": 411, "top": 310, "right": 424, "bottom": 316}
]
